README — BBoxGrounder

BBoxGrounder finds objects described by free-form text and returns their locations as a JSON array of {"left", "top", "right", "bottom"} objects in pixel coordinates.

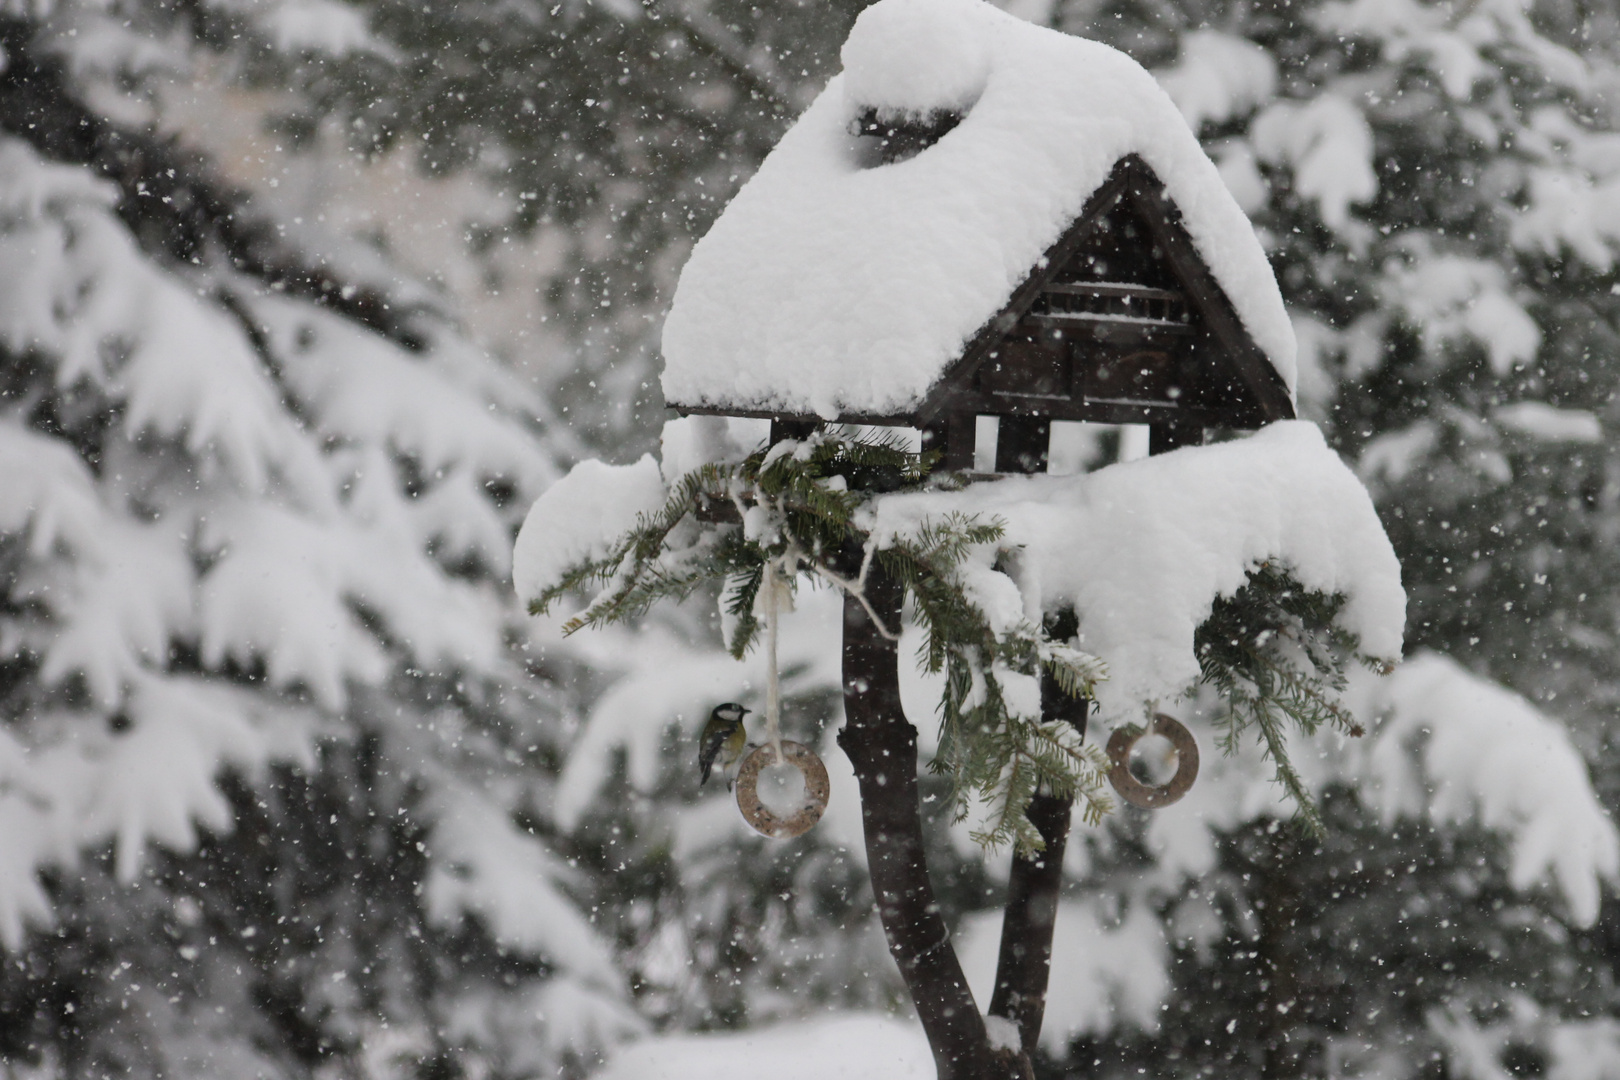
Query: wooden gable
[
  {"left": 676, "top": 154, "right": 1293, "bottom": 473},
  {"left": 915, "top": 155, "right": 1294, "bottom": 432}
]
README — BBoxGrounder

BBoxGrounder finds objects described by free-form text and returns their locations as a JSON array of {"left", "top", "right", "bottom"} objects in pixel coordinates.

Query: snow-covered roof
[{"left": 661, "top": 0, "right": 1296, "bottom": 421}]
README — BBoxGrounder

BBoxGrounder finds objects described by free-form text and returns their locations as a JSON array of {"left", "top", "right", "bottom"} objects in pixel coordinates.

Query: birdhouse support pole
[
  {"left": 986, "top": 674, "right": 1087, "bottom": 1055},
  {"left": 921, "top": 413, "right": 978, "bottom": 472},
  {"left": 994, "top": 417, "right": 1051, "bottom": 474},
  {"left": 836, "top": 557, "right": 1023, "bottom": 1080}
]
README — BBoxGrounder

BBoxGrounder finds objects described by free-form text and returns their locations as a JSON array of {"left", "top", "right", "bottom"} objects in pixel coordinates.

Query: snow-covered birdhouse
[{"left": 661, "top": 0, "right": 1297, "bottom": 472}]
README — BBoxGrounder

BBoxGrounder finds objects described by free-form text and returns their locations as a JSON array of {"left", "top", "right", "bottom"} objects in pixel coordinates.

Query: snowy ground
[{"left": 591, "top": 1014, "right": 933, "bottom": 1080}]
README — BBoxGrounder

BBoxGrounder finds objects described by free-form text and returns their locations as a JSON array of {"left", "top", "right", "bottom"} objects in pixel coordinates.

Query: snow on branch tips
[
  {"left": 515, "top": 419, "right": 1405, "bottom": 845},
  {"left": 1351, "top": 653, "right": 1620, "bottom": 926}
]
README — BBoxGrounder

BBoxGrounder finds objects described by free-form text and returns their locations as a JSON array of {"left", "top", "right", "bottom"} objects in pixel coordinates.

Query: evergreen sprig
[
  {"left": 1195, "top": 562, "right": 1383, "bottom": 836},
  {"left": 536, "top": 428, "right": 1376, "bottom": 851},
  {"left": 882, "top": 527, "right": 1113, "bottom": 853},
  {"left": 534, "top": 426, "right": 1111, "bottom": 852}
]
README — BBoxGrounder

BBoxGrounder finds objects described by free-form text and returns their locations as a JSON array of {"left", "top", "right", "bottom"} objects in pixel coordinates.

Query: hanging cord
[{"left": 761, "top": 551, "right": 794, "bottom": 763}]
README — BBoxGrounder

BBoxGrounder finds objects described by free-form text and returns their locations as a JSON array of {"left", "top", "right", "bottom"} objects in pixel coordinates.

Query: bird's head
[{"left": 711, "top": 702, "right": 750, "bottom": 725}]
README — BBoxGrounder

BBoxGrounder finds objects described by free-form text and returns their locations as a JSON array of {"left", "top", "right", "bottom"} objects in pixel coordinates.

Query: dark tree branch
[
  {"left": 837, "top": 561, "right": 1018, "bottom": 1080},
  {"left": 988, "top": 673, "right": 1088, "bottom": 1068}
]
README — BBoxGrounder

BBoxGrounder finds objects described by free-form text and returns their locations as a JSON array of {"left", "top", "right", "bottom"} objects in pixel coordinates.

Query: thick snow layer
[
  {"left": 1127, "top": 657, "right": 1619, "bottom": 929},
  {"left": 1252, "top": 94, "right": 1378, "bottom": 234},
  {"left": 863, "top": 421, "right": 1404, "bottom": 721},
  {"left": 661, "top": 0, "right": 1295, "bottom": 419},
  {"left": 1349, "top": 653, "right": 1620, "bottom": 926},
  {"left": 1493, "top": 401, "right": 1603, "bottom": 443},
  {"left": 0, "top": 674, "right": 314, "bottom": 946},
  {"left": 591, "top": 1014, "right": 932, "bottom": 1080},
  {"left": 513, "top": 455, "right": 667, "bottom": 608},
  {"left": 659, "top": 414, "right": 770, "bottom": 485},
  {"left": 1156, "top": 31, "right": 1277, "bottom": 133},
  {"left": 1382, "top": 251, "right": 1540, "bottom": 375},
  {"left": 424, "top": 787, "right": 619, "bottom": 984}
]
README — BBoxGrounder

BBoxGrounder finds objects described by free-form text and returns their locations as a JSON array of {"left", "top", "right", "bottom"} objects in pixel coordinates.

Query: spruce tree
[
  {"left": 0, "top": 11, "right": 637, "bottom": 1078},
  {"left": 8, "top": 1, "right": 1619, "bottom": 1078}
]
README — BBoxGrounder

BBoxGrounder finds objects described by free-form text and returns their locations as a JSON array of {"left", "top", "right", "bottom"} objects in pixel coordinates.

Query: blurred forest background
[{"left": 4, "top": 0, "right": 1620, "bottom": 1077}]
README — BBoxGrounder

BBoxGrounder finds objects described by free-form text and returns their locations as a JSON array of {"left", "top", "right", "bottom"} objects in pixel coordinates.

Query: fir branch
[{"left": 1196, "top": 562, "right": 1372, "bottom": 836}]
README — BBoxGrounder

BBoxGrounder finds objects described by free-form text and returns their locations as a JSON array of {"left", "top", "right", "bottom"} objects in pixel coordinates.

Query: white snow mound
[
  {"left": 841, "top": 0, "right": 992, "bottom": 116},
  {"left": 863, "top": 421, "right": 1404, "bottom": 721},
  {"left": 1353, "top": 652, "right": 1620, "bottom": 927},
  {"left": 513, "top": 455, "right": 666, "bottom": 607},
  {"left": 662, "top": 0, "right": 1295, "bottom": 419}
]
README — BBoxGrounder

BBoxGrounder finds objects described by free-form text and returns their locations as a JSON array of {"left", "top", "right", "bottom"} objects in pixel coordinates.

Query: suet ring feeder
[
  {"left": 735, "top": 740, "right": 829, "bottom": 839},
  {"left": 1106, "top": 713, "right": 1199, "bottom": 809}
]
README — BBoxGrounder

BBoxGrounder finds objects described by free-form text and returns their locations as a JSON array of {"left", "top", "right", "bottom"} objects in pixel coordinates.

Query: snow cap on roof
[{"left": 661, "top": 0, "right": 1295, "bottom": 421}]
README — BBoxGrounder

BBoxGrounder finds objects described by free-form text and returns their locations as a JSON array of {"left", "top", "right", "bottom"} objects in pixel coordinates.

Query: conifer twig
[{"left": 813, "top": 560, "right": 902, "bottom": 641}]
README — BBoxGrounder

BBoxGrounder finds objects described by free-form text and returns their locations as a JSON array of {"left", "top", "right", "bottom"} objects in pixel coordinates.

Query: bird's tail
[{"left": 700, "top": 758, "right": 713, "bottom": 786}]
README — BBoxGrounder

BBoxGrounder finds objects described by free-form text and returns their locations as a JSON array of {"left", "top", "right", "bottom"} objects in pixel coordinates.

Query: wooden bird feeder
[
  {"left": 667, "top": 129, "right": 1294, "bottom": 476},
  {"left": 661, "top": 59, "right": 1300, "bottom": 815}
]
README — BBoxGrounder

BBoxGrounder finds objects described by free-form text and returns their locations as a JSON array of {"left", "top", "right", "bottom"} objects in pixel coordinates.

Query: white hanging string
[{"left": 761, "top": 554, "right": 789, "bottom": 764}]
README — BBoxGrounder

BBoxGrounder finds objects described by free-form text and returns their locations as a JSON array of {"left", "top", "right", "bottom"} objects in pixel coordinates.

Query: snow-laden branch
[{"left": 860, "top": 420, "right": 1406, "bottom": 723}]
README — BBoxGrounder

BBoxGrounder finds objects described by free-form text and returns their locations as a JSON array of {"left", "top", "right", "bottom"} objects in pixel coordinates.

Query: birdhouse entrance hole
[{"left": 850, "top": 106, "right": 964, "bottom": 166}]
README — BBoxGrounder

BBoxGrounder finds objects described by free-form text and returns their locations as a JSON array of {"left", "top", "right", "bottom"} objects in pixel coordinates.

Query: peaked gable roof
[
  {"left": 660, "top": 0, "right": 1295, "bottom": 422},
  {"left": 916, "top": 155, "right": 1294, "bottom": 427}
]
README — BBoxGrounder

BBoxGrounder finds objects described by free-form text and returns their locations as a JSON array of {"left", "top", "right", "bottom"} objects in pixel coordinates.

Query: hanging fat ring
[
  {"left": 734, "top": 740, "right": 830, "bottom": 839},
  {"left": 1106, "top": 713, "right": 1199, "bottom": 809}
]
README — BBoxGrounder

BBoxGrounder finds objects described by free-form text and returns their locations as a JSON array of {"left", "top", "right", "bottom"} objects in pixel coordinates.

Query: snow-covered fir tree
[
  {"left": 5, "top": 0, "right": 1620, "bottom": 1078},
  {"left": 0, "top": 9, "right": 644, "bottom": 1078}
]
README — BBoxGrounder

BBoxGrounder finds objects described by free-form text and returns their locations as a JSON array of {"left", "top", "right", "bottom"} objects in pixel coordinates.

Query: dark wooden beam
[
  {"left": 769, "top": 418, "right": 817, "bottom": 445},
  {"left": 1150, "top": 419, "right": 1206, "bottom": 455},
  {"left": 995, "top": 417, "right": 1050, "bottom": 473},
  {"left": 671, "top": 403, "right": 915, "bottom": 427},
  {"left": 922, "top": 412, "right": 977, "bottom": 472}
]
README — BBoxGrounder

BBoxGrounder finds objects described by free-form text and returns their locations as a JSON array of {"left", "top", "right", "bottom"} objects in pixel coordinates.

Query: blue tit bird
[{"left": 698, "top": 703, "right": 751, "bottom": 790}]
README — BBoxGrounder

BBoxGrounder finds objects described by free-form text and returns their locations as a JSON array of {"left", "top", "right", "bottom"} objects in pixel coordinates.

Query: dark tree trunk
[
  {"left": 837, "top": 564, "right": 1019, "bottom": 1080},
  {"left": 1256, "top": 831, "right": 1315, "bottom": 1079},
  {"left": 987, "top": 791, "right": 1069, "bottom": 1064},
  {"left": 987, "top": 672, "right": 1088, "bottom": 1063}
]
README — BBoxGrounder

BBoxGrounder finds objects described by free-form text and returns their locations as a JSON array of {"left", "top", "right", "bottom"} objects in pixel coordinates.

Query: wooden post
[
  {"left": 995, "top": 417, "right": 1050, "bottom": 474},
  {"left": 988, "top": 674, "right": 1088, "bottom": 1058},
  {"left": 1149, "top": 419, "right": 1204, "bottom": 455},
  {"left": 922, "top": 412, "right": 977, "bottom": 472},
  {"left": 837, "top": 559, "right": 1019, "bottom": 1080}
]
